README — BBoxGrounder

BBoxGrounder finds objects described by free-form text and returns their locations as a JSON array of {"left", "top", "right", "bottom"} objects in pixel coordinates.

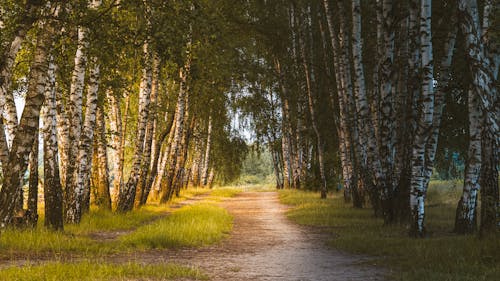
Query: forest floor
[
  {"left": 109, "top": 191, "right": 385, "bottom": 280},
  {"left": 0, "top": 190, "right": 386, "bottom": 280}
]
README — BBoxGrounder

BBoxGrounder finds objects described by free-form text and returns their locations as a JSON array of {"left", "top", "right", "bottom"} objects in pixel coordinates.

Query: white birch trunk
[
  {"left": 201, "top": 114, "right": 213, "bottom": 187},
  {"left": 0, "top": 17, "right": 54, "bottom": 226},
  {"left": 159, "top": 66, "right": 188, "bottom": 203},
  {"left": 67, "top": 58, "right": 100, "bottom": 223},
  {"left": 409, "top": 0, "right": 434, "bottom": 237},
  {"left": 64, "top": 26, "right": 89, "bottom": 221},
  {"left": 42, "top": 60, "right": 64, "bottom": 230},
  {"left": 117, "top": 42, "right": 152, "bottom": 211},
  {"left": 107, "top": 91, "right": 122, "bottom": 204}
]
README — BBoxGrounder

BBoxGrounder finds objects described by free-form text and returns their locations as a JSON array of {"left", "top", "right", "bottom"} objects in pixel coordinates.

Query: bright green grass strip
[
  {"left": 65, "top": 188, "right": 211, "bottom": 236},
  {"left": 209, "top": 187, "right": 243, "bottom": 199},
  {"left": 279, "top": 184, "right": 500, "bottom": 281},
  {"left": 0, "top": 228, "right": 106, "bottom": 256},
  {"left": 0, "top": 261, "right": 208, "bottom": 281},
  {"left": 120, "top": 203, "right": 232, "bottom": 249},
  {"left": 64, "top": 208, "right": 162, "bottom": 236}
]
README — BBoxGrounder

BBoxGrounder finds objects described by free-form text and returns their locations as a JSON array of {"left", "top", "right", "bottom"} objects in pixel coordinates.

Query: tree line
[
  {"left": 236, "top": 0, "right": 498, "bottom": 237},
  {"left": 0, "top": 0, "right": 498, "bottom": 238}
]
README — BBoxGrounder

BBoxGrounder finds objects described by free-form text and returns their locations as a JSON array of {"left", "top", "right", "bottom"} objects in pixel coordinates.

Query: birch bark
[
  {"left": 117, "top": 42, "right": 152, "bottom": 212},
  {"left": 0, "top": 17, "right": 55, "bottom": 227},
  {"left": 42, "top": 60, "right": 64, "bottom": 230},
  {"left": 409, "top": 0, "right": 434, "bottom": 237},
  {"left": 201, "top": 114, "right": 213, "bottom": 187}
]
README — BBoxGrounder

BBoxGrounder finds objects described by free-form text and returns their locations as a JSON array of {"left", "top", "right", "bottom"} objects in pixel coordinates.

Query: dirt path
[{"left": 121, "top": 192, "right": 386, "bottom": 280}]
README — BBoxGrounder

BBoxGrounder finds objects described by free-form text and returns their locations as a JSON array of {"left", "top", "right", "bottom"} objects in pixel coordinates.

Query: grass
[
  {"left": 64, "top": 208, "right": 162, "bottom": 236},
  {"left": 209, "top": 186, "right": 243, "bottom": 199},
  {"left": 0, "top": 261, "right": 208, "bottom": 281},
  {"left": 0, "top": 228, "right": 106, "bottom": 258},
  {"left": 0, "top": 188, "right": 221, "bottom": 258},
  {"left": 120, "top": 203, "right": 232, "bottom": 249},
  {"left": 279, "top": 181, "right": 500, "bottom": 281}
]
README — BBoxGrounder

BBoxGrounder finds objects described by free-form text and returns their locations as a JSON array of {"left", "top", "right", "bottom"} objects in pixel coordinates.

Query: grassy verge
[
  {"left": 0, "top": 228, "right": 106, "bottom": 258},
  {"left": 120, "top": 203, "right": 232, "bottom": 249},
  {"left": 279, "top": 181, "right": 500, "bottom": 281},
  {"left": 209, "top": 187, "right": 243, "bottom": 199},
  {"left": 0, "top": 188, "right": 214, "bottom": 258},
  {"left": 0, "top": 261, "right": 208, "bottom": 281}
]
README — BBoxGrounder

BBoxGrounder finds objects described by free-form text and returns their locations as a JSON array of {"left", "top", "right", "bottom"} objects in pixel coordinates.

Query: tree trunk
[
  {"left": 456, "top": 0, "right": 499, "bottom": 234},
  {"left": 298, "top": 7, "right": 326, "bottom": 198},
  {"left": 201, "top": 114, "right": 213, "bottom": 187},
  {"left": 351, "top": 0, "right": 384, "bottom": 209},
  {"left": 42, "top": 60, "right": 64, "bottom": 231},
  {"left": 117, "top": 42, "right": 153, "bottom": 212},
  {"left": 135, "top": 54, "right": 159, "bottom": 208},
  {"left": 322, "top": 0, "right": 354, "bottom": 202},
  {"left": 56, "top": 85, "right": 69, "bottom": 188},
  {"left": 64, "top": 26, "right": 89, "bottom": 222},
  {"left": 409, "top": 0, "right": 434, "bottom": 237},
  {"left": 479, "top": 121, "right": 499, "bottom": 236},
  {"left": 66, "top": 58, "right": 100, "bottom": 223},
  {"left": 27, "top": 129, "right": 39, "bottom": 227},
  {"left": 92, "top": 104, "right": 111, "bottom": 210},
  {"left": 159, "top": 60, "right": 190, "bottom": 203},
  {"left": 0, "top": 19, "right": 54, "bottom": 227},
  {"left": 455, "top": 89, "right": 482, "bottom": 233},
  {"left": 107, "top": 91, "right": 123, "bottom": 205}
]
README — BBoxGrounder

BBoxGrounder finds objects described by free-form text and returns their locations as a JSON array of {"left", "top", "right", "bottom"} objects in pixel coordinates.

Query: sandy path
[
  {"left": 124, "top": 191, "right": 386, "bottom": 281},
  {"left": 1, "top": 192, "right": 386, "bottom": 280}
]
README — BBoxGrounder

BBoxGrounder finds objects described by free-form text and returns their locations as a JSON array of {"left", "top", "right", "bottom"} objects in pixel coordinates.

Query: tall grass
[
  {"left": 120, "top": 203, "right": 233, "bottom": 249},
  {"left": 0, "top": 261, "right": 208, "bottom": 281},
  {"left": 0, "top": 188, "right": 221, "bottom": 257},
  {"left": 0, "top": 228, "right": 106, "bottom": 258},
  {"left": 279, "top": 182, "right": 500, "bottom": 281}
]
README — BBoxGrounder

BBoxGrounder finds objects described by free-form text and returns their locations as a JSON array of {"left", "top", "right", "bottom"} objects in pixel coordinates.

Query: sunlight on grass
[
  {"left": 0, "top": 188, "right": 216, "bottom": 258},
  {"left": 0, "top": 261, "right": 208, "bottom": 281},
  {"left": 120, "top": 203, "right": 233, "bottom": 249},
  {"left": 209, "top": 186, "right": 243, "bottom": 199},
  {"left": 279, "top": 182, "right": 500, "bottom": 281},
  {"left": 65, "top": 208, "right": 161, "bottom": 236},
  {"left": 0, "top": 228, "right": 106, "bottom": 258}
]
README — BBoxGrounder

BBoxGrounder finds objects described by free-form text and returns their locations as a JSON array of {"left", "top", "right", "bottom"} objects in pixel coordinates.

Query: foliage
[{"left": 234, "top": 146, "right": 275, "bottom": 185}]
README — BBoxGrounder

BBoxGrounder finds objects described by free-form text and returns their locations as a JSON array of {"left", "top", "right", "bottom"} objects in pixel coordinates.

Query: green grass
[
  {"left": 64, "top": 207, "right": 163, "bottom": 236},
  {"left": 0, "top": 228, "right": 106, "bottom": 258},
  {"left": 209, "top": 186, "right": 243, "bottom": 199},
  {"left": 0, "top": 261, "right": 208, "bottom": 281},
  {"left": 0, "top": 188, "right": 217, "bottom": 258},
  {"left": 120, "top": 203, "right": 233, "bottom": 249},
  {"left": 279, "top": 182, "right": 500, "bottom": 281}
]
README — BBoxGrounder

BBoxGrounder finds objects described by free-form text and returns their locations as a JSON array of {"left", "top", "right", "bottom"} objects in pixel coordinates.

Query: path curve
[{"left": 130, "top": 192, "right": 386, "bottom": 280}]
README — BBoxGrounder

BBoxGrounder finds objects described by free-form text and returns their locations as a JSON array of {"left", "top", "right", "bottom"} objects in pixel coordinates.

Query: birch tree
[
  {"left": 42, "top": 60, "right": 64, "bottom": 230},
  {"left": 0, "top": 12, "right": 57, "bottom": 227},
  {"left": 117, "top": 42, "right": 153, "bottom": 212},
  {"left": 409, "top": 0, "right": 435, "bottom": 237}
]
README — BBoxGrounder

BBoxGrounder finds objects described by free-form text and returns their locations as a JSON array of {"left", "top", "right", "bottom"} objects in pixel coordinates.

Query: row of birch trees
[
  {"left": 237, "top": 0, "right": 498, "bottom": 237},
  {"left": 0, "top": 0, "right": 497, "bottom": 237},
  {"left": 0, "top": 0, "right": 247, "bottom": 230}
]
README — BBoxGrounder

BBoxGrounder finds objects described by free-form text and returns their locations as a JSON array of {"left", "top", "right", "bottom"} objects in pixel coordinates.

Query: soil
[
  {"left": 114, "top": 192, "right": 386, "bottom": 281},
  {"left": 1, "top": 191, "right": 386, "bottom": 280}
]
